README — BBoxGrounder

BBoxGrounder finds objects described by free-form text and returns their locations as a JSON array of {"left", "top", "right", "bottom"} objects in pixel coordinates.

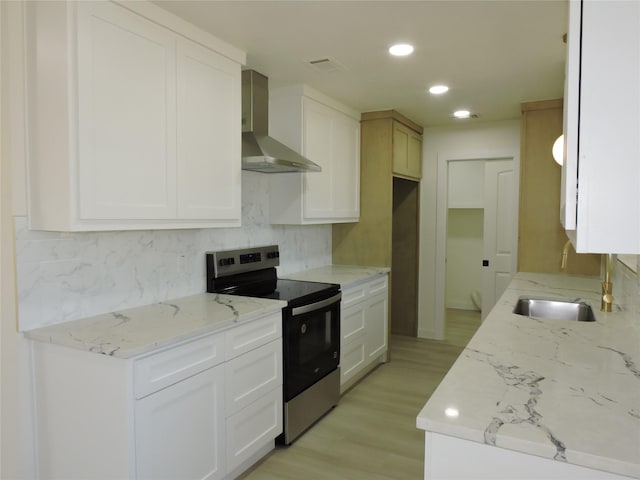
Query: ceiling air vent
[{"left": 305, "top": 57, "right": 345, "bottom": 73}]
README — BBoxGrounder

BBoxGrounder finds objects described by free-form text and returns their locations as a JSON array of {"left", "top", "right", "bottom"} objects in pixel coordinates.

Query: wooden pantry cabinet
[
  {"left": 561, "top": 0, "right": 640, "bottom": 253},
  {"left": 333, "top": 110, "right": 422, "bottom": 337},
  {"left": 268, "top": 85, "right": 361, "bottom": 224},
  {"left": 31, "top": 312, "right": 283, "bottom": 480},
  {"left": 24, "top": 1, "right": 245, "bottom": 231}
]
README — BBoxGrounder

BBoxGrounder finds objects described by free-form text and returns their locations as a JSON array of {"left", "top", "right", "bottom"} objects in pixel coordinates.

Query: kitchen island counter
[
  {"left": 417, "top": 272, "right": 640, "bottom": 479},
  {"left": 282, "top": 264, "right": 389, "bottom": 289},
  {"left": 25, "top": 293, "right": 286, "bottom": 359}
]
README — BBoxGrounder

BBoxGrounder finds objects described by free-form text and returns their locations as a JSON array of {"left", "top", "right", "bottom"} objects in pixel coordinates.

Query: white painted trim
[{"left": 434, "top": 151, "right": 520, "bottom": 341}]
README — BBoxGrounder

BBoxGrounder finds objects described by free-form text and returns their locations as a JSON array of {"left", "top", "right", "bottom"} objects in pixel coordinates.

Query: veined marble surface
[
  {"left": 282, "top": 264, "right": 389, "bottom": 289},
  {"left": 417, "top": 272, "right": 640, "bottom": 479},
  {"left": 24, "top": 293, "right": 286, "bottom": 359}
]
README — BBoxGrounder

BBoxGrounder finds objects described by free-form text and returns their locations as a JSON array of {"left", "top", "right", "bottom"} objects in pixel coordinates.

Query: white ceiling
[{"left": 154, "top": 0, "right": 568, "bottom": 128}]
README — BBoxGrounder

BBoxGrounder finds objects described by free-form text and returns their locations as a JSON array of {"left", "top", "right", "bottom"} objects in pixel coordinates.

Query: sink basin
[{"left": 513, "top": 297, "right": 596, "bottom": 322}]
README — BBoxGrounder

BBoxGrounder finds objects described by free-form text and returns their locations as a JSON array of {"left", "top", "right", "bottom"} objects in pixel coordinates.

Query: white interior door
[{"left": 481, "top": 159, "right": 516, "bottom": 319}]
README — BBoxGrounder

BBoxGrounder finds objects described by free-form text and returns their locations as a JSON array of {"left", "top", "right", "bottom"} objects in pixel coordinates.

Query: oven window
[
  {"left": 284, "top": 300, "right": 340, "bottom": 400},
  {"left": 299, "top": 311, "right": 333, "bottom": 364}
]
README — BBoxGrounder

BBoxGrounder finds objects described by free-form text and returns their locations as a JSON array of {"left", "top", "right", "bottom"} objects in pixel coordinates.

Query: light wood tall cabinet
[
  {"left": 518, "top": 99, "right": 600, "bottom": 275},
  {"left": 333, "top": 110, "right": 422, "bottom": 337},
  {"left": 24, "top": 1, "right": 244, "bottom": 231}
]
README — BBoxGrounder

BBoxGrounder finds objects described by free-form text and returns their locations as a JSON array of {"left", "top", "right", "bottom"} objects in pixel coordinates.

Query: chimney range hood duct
[{"left": 241, "top": 70, "right": 321, "bottom": 173}]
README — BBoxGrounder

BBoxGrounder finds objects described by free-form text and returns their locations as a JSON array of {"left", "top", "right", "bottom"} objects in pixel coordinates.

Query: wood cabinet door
[
  {"left": 135, "top": 365, "right": 225, "bottom": 480},
  {"left": 76, "top": 1, "right": 177, "bottom": 220},
  {"left": 176, "top": 38, "right": 241, "bottom": 223},
  {"left": 392, "top": 122, "right": 422, "bottom": 180}
]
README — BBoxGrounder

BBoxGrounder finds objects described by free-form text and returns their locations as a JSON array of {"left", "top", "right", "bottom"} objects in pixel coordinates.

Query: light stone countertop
[
  {"left": 24, "top": 293, "right": 287, "bottom": 359},
  {"left": 282, "top": 264, "right": 390, "bottom": 289},
  {"left": 417, "top": 272, "right": 640, "bottom": 479}
]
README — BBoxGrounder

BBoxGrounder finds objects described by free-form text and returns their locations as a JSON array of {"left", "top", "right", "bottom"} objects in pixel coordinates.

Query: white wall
[{"left": 418, "top": 120, "right": 521, "bottom": 338}]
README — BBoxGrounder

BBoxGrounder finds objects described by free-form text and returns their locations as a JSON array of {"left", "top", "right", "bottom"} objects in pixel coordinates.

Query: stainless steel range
[{"left": 206, "top": 245, "right": 340, "bottom": 444}]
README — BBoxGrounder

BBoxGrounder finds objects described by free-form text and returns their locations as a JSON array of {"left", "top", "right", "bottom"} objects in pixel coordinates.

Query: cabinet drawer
[
  {"left": 134, "top": 333, "right": 225, "bottom": 399},
  {"left": 226, "top": 387, "right": 283, "bottom": 473},
  {"left": 367, "top": 276, "right": 388, "bottom": 296},
  {"left": 342, "top": 304, "right": 366, "bottom": 343},
  {"left": 225, "top": 312, "right": 282, "bottom": 360},
  {"left": 225, "top": 339, "right": 282, "bottom": 416},
  {"left": 341, "top": 285, "right": 367, "bottom": 309},
  {"left": 341, "top": 338, "right": 366, "bottom": 385}
]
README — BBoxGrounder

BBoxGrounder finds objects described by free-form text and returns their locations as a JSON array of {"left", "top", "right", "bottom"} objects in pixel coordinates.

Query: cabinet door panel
[
  {"left": 76, "top": 2, "right": 177, "bottom": 219},
  {"left": 177, "top": 38, "right": 241, "bottom": 222},
  {"left": 225, "top": 339, "right": 282, "bottom": 416},
  {"left": 135, "top": 365, "right": 225, "bottom": 480},
  {"left": 392, "top": 122, "right": 422, "bottom": 179},
  {"left": 226, "top": 387, "right": 283, "bottom": 473},
  {"left": 303, "top": 99, "right": 334, "bottom": 219},
  {"left": 341, "top": 338, "right": 366, "bottom": 385},
  {"left": 365, "top": 292, "right": 388, "bottom": 360},
  {"left": 342, "top": 303, "right": 366, "bottom": 343},
  {"left": 332, "top": 112, "right": 360, "bottom": 218}
]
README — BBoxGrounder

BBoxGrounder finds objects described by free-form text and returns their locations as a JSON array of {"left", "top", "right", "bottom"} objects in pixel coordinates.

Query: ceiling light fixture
[
  {"left": 429, "top": 85, "right": 449, "bottom": 94},
  {"left": 453, "top": 110, "right": 471, "bottom": 119},
  {"left": 389, "top": 43, "right": 414, "bottom": 56}
]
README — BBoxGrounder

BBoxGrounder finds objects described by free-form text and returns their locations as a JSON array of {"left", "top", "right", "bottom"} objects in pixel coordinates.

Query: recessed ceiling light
[
  {"left": 429, "top": 85, "right": 449, "bottom": 95},
  {"left": 389, "top": 43, "right": 414, "bottom": 56},
  {"left": 453, "top": 110, "right": 471, "bottom": 119}
]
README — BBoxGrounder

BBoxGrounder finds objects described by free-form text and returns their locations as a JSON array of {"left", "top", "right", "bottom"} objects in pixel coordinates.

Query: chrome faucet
[{"left": 601, "top": 254, "right": 613, "bottom": 312}]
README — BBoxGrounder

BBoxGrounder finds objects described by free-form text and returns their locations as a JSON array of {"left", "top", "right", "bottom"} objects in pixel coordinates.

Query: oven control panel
[{"left": 206, "top": 245, "right": 280, "bottom": 279}]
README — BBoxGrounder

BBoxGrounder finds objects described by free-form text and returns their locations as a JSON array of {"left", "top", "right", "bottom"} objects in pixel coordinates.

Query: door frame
[{"left": 433, "top": 151, "right": 520, "bottom": 340}]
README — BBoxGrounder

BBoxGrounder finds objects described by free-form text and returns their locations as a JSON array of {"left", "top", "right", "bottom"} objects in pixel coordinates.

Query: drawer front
[
  {"left": 341, "top": 304, "right": 366, "bottom": 343},
  {"left": 367, "top": 276, "right": 388, "bottom": 296},
  {"left": 225, "top": 312, "right": 282, "bottom": 360},
  {"left": 341, "top": 285, "right": 367, "bottom": 309},
  {"left": 225, "top": 339, "right": 282, "bottom": 416},
  {"left": 134, "top": 333, "right": 225, "bottom": 399},
  {"left": 340, "top": 338, "right": 365, "bottom": 385},
  {"left": 226, "top": 387, "right": 283, "bottom": 473}
]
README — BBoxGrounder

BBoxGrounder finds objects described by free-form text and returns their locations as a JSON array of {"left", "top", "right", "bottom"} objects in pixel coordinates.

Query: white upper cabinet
[
  {"left": 24, "top": 1, "right": 244, "bottom": 231},
  {"left": 562, "top": 0, "right": 640, "bottom": 253},
  {"left": 268, "top": 85, "right": 360, "bottom": 224}
]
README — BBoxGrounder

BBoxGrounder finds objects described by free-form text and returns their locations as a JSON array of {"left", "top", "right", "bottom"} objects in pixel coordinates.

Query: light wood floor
[{"left": 238, "top": 309, "right": 481, "bottom": 480}]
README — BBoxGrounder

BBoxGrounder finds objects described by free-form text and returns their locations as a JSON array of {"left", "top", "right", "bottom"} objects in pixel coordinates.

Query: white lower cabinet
[
  {"left": 339, "top": 274, "right": 389, "bottom": 392},
  {"left": 31, "top": 312, "right": 283, "bottom": 480},
  {"left": 135, "top": 365, "right": 226, "bottom": 480}
]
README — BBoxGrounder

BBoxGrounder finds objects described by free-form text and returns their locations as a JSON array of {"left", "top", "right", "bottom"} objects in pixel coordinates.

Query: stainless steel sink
[{"left": 513, "top": 297, "right": 596, "bottom": 322}]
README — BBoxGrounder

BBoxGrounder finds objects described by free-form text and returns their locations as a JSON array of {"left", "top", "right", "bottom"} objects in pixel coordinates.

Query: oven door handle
[{"left": 291, "top": 292, "right": 342, "bottom": 316}]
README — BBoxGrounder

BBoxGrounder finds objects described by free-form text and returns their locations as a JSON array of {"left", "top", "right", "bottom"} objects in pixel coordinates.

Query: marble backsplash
[{"left": 15, "top": 171, "right": 332, "bottom": 331}]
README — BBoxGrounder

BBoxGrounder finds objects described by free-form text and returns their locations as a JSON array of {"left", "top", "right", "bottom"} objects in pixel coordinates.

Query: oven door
[{"left": 283, "top": 292, "right": 341, "bottom": 401}]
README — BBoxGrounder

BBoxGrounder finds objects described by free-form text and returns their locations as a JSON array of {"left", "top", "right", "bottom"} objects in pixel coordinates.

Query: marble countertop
[
  {"left": 417, "top": 272, "right": 640, "bottom": 479},
  {"left": 282, "top": 264, "right": 389, "bottom": 289},
  {"left": 25, "top": 293, "right": 286, "bottom": 359}
]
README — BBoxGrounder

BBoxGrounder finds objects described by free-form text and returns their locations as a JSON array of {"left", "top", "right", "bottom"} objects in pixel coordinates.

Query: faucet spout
[
  {"left": 601, "top": 254, "right": 613, "bottom": 312},
  {"left": 561, "top": 239, "right": 572, "bottom": 270}
]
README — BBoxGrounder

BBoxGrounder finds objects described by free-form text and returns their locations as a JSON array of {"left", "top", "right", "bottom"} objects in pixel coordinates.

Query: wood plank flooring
[{"left": 238, "top": 309, "right": 480, "bottom": 480}]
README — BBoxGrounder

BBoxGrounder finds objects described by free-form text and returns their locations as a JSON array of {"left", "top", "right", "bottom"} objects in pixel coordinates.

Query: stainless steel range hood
[{"left": 241, "top": 70, "right": 321, "bottom": 173}]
